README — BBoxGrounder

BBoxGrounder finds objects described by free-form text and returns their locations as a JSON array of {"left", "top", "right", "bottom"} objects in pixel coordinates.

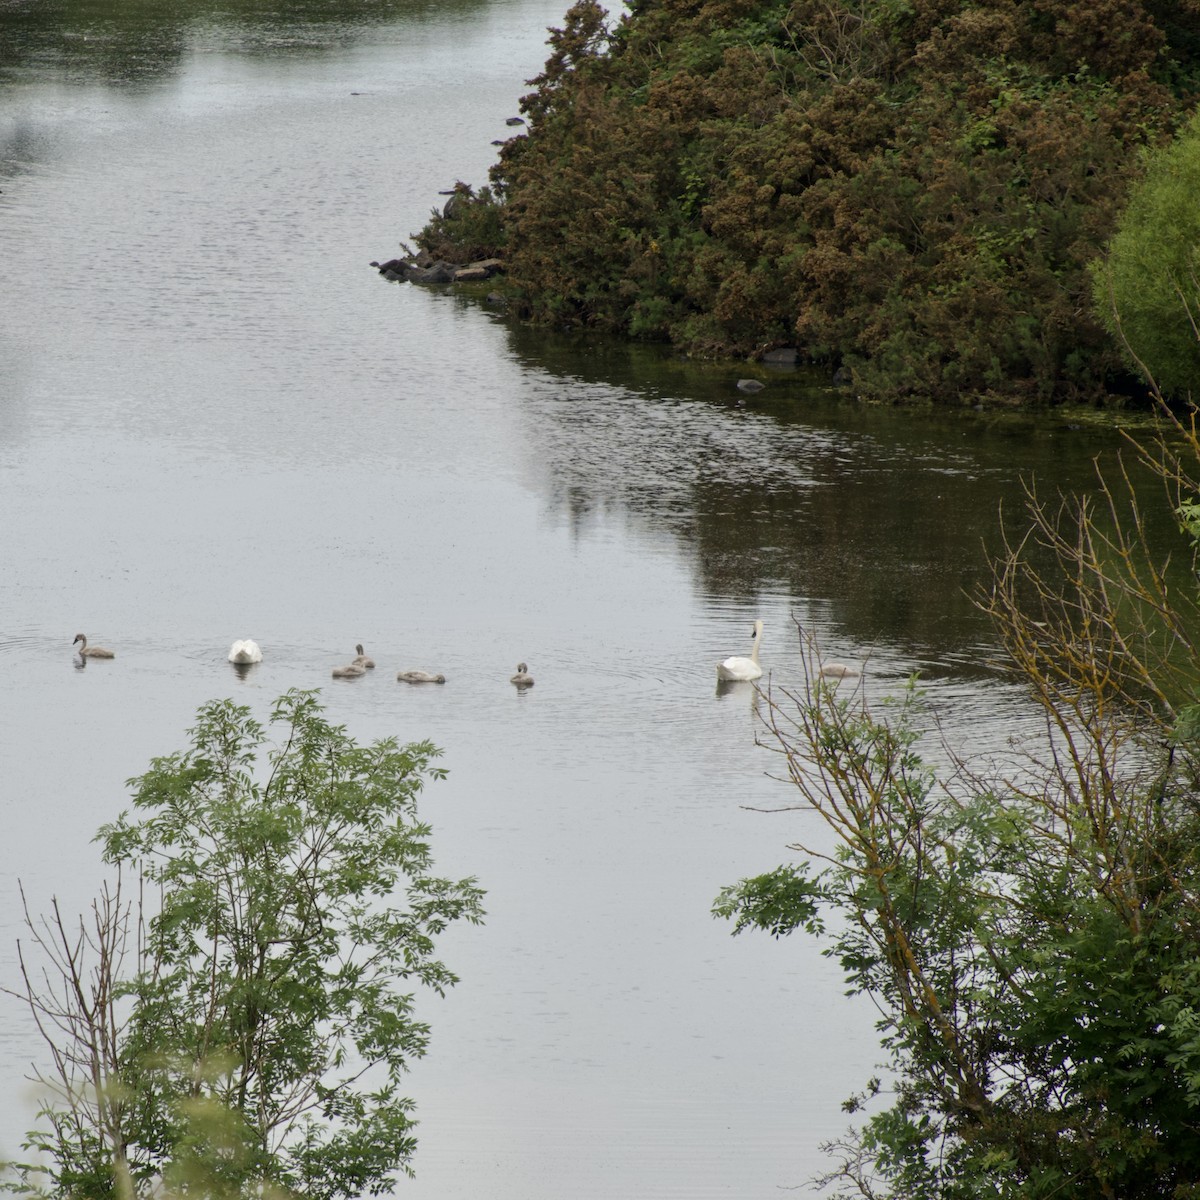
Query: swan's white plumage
[
  {"left": 717, "top": 620, "right": 763, "bottom": 681},
  {"left": 511, "top": 662, "right": 534, "bottom": 687},
  {"left": 228, "top": 639, "right": 262, "bottom": 664},
  {"left": 332, "top": 663, "right": 366, "bottom": 679},
  {"left": 353, "top": 644, "right": 376, "bottom": 669}
]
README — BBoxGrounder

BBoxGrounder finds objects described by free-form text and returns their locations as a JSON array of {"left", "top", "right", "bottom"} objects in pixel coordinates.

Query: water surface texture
[{"left": 0, "top": 2, "right": 1143, "bottom": 1195}]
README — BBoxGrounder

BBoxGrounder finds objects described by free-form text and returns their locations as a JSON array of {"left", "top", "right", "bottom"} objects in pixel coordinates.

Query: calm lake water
[{"left": 0, "top": 2, "right": 1149, "bottom": 1195}]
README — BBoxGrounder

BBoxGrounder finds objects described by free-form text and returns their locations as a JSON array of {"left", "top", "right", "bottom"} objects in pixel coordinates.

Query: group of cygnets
[
  {"left": 329, "top": 643, "right": 452, "bottom": 685},
  {"left": 72, "top": 634, "right": 535, "bottom": 689},
  {"left": 325, "top": 644, "right": 533, "bottom": 688}
]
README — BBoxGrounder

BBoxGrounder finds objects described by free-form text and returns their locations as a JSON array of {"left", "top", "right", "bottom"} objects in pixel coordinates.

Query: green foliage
[
  {"left": 712, "top": 864, "right": 825, "bottom": 938},
  {"left": 420, "top": 0, "right": 1200, "bottom": 403},
  {"left": 412, "top": 183, "right": 506, "bottom": 264},
  {"left": 5, "top": 691, "right": 484, "bottom": 1200},
  {"left": 717, "top": 666, "right": 1200, "bottom": 1197},
  {"left": 1091, "top": 109, "right": 1200, "bottom": 400},
  {"left": 714, "top": 400, "right": 1200, "bottom": 1199}
]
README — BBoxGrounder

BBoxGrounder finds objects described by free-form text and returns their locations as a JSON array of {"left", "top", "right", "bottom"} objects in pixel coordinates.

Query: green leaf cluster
[
  {"left": 1091, "top": 108, "right": 1200, "bottom": 401},
  {"left": 425, "top": 0, "right": 1200, "bottom": 404}
]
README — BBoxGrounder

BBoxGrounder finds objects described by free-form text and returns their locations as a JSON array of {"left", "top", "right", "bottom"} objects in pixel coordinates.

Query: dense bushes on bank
[{"left": 413, "top": 0, "right": 1200, "bottom": 405}]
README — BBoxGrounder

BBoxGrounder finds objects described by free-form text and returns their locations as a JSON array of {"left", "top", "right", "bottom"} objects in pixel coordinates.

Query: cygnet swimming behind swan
[
  {"left": 819, "top": 662, "right": 859, "bottom": 679},
  {"left": 397, "top": 669, "right": 446, "bottom": 684},
  {"left": 511, "top": 662, "right": 534, "bottom": 687},
  {"left": 228, "top": 639, "right": 262, "bottom": 664},
  {"left": 73, "top": 633, "right": 115, "bottom": 659},
  {"left": 716, "top": 620, "right": 763, "bottom": 682},
  {"left": 332, "top": 663, "right": 366, "bottom": 679},
  {"left": 353, "top": 644, "right": 376, "bottom": 669}
]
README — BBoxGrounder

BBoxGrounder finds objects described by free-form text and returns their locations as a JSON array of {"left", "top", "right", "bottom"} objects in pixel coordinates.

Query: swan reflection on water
[
  {"left": 715, "top": 675, "right": 759, "bottom": 696},
  {"left": 715, "top": 674, "right": 764, "bottom": 721}
]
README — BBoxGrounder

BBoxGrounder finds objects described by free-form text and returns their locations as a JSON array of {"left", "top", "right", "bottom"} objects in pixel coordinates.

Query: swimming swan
[
  {"left": 353, "top": 644, "right": 376, "bottom": 669},
  {"left": 716, "top": 620, "right": 763, "bottom": 682},
  {"left": 73, "top": 633, "right": 115, "bottom": 659},
  {"left": 397, "top": 669, "right": 446, "bottom": 684},
  {"left": 228, "top": 639, "right": 263, "bottom": 664},
  {"left": 511, "top": 662, "right": 534, "bottom": 687},
  {"left": 819, "top": 662, "right": 859, "bottom": 679},
  {"left": 332, "top": 663, "right": 366, "bottom": 679}
]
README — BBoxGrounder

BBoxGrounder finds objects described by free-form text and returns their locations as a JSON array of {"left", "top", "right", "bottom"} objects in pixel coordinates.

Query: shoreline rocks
[{"left": 370, "top": 252, "right": 505, "bottom": 287}]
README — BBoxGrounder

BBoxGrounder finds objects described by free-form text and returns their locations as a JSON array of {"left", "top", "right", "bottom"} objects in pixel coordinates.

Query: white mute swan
[
  {"left": 353, "top": 644, "right": 376, "bottom": 669},
  {"left": 397, "top": 669, "right": 446, "bottom": 684},
  {"left": 717, "top": 620, "right": 763, "bottom": 682},
  {"left": 511, "top": 662, "right": 534, "bottom": 687},
  {"left": 228, "top": 639, "right": 262, "bottom": 664},
  {"left": 73, "top": 633, "right": 115, "bottom": 659},
  {"left": 332, "top": 663, "right": 366, "bottom": 679}
]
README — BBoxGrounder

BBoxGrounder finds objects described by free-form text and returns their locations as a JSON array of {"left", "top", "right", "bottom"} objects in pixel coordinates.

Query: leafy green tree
[
  {"left": 5, "top": 690, "right": 484, "bottom": 1200},
  {"left": 715, "top": 411, "right": 1200, "bottom": 1196},
  {"left": 1091, "top": 109, "right": 1200, "bottom": 400}
]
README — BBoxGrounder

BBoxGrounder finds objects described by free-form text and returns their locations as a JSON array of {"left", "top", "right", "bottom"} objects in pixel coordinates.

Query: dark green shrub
[
  {"left": 413, "top": 183, "right": 506, "bottom": 264},
  {"left": 416, "top": 0, "right": 1200, "bottom": 404}
]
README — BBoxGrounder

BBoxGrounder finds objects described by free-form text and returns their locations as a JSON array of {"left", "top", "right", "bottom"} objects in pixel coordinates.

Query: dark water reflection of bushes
[
  {"left": 499, "top": 321, "right": 1186, "bottom": 666},
  {"left": 0, "top": 0, "right": 491, "bottom": 87}
]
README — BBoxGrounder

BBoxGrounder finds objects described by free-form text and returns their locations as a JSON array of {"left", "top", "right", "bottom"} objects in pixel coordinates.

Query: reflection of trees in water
[
  {"left": 502, "top": 324, "right": 1148, "bottom": 660},
  {"left": 1, "top": 1, "right": 188, "bottom": 86},
  {"left": 0, "top": 120, "right": 48, "bottom": 184},
  {"left": 0, "top": 0, "right": 490, "bottom": 86},
  {"left": 692, "top": 469, "right": 1007, "bottom": 657}
]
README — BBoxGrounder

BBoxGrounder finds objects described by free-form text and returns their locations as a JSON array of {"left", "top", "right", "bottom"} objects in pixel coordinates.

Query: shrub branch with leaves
[{"left": 715, "top": 404, "right": 1200, "bottom": 1195}]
